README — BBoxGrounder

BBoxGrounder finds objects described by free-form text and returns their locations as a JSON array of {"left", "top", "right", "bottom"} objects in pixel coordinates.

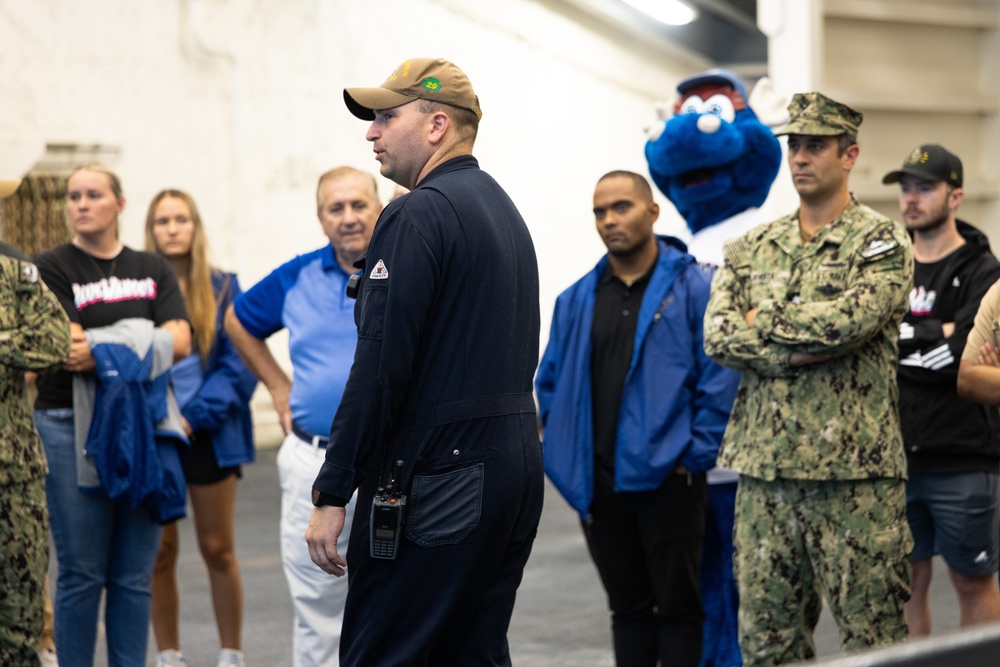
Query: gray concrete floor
[{"left": 78, "top": 443, "right": 962, "bottom": 666}]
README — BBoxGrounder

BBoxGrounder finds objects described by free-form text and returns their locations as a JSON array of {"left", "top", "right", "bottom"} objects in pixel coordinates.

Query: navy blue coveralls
[{"left": 313, "top": 155, "right": 544, "bottom": 666}]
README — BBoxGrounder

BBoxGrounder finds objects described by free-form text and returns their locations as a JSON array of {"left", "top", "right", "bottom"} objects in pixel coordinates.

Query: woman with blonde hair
[
  {"left": 145, "top": 189, "right": 256, "bottom": 667},
  {"left": 33, "top": 163, "right": 191, "bottom": 666}
]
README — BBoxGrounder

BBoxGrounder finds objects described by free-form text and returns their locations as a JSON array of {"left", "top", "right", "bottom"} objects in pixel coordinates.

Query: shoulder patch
[
  {"left": 21, "top": 261, "right": 39, "bottom": 284},
  {"left": 13, "top": 260, "right": 40, "bottom": 294},
  {"left": 369, "top": 259, "right": 389, "bottom": 280},
  {"left": 861, "top": 239, "right": 899, "bottom": 258}
]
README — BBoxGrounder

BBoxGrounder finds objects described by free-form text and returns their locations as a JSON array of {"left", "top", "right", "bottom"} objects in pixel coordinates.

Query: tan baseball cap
[{"left": 344, "top": 57, "right": 482, "bottom": 121}]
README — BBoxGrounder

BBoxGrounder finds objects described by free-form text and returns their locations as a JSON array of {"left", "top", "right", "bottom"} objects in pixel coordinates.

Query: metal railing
[{"left": 792, "top": 622, "right": 1000, "bottom": 666}]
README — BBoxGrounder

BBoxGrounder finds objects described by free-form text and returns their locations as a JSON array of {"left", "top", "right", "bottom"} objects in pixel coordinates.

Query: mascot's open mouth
[{"left": 681, "top": 168, "right": 715, "bottom": 188}]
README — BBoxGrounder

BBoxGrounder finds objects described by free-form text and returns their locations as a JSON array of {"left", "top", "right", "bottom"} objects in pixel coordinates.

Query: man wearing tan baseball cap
[
  {"left": 343, "top": 57, "right": 482, "bottom": 122},
  {"left": 307, "top": 58, "right": 543, "bottom": 666}
]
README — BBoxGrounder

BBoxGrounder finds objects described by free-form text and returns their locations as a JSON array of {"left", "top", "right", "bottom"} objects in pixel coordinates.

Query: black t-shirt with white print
[{"left": 34, "top": 243, "right": 189, "bottom": 409}]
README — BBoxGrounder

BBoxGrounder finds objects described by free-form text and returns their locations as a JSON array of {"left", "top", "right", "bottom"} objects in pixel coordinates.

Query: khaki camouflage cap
[
  {"left": 775, "top": 92, "right": 862, "bottom": 137},
  {"left": 344, "top": 57, "right": 482, "bottom": 121}
]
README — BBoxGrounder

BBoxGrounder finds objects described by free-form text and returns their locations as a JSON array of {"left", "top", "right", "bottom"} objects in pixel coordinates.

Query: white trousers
[{"left": 277, "top": 432, "right": 356, "bottom": 667}]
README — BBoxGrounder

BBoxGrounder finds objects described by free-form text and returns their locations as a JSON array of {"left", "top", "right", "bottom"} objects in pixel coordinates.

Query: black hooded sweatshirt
[{"left": 899, "top": 219, "right": 1000, "bottom": 474}]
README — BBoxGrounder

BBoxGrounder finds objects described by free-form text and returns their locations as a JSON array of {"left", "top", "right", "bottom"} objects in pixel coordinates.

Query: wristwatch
[{"left": 311, "top": 488, "right": 345, "bottom": 507}]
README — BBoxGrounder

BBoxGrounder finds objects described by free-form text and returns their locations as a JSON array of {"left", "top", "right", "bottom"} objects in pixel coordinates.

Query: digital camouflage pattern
[
  {"left": 775, "top": 92, "right": 863, "bottom": 138},
  {"left": 0, "top": 245, "right": 70, "bottom": 485},
  {"left": 1, "top": 244, "right": 70, "bottom": 666},
  {"left": 0, "top": 481, "right": 49, "bottom": 666},
  {"left": 704, "top": 198, "right": 913, "bottom": 664},
  {"left": 734, "top": 476, "right": 911, "bottom": 666},
  {"left": 704, "top": 198, "right": 913, "bottom": 481}
]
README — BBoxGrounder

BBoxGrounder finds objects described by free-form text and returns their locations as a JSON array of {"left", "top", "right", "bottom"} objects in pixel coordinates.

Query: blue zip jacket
[
  {"left": 173, "top": 271, "right": 257, "bottom": 467},
  {"left": 83, "top": 322, "right": 189, "bottom": 523},
  {"left": 536, "top": 236, "right": 739, "bottom": 519}
]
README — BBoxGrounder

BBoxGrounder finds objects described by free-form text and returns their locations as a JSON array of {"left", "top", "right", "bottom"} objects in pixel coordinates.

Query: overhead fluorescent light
[{"left": 620, "top": 0, "right": 699, "bottom": 26}]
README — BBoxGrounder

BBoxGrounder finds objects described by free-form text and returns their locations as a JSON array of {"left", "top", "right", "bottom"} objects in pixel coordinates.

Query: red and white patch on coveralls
[{"left": 369, "top": 259, "right": 389, "bottom": 280}]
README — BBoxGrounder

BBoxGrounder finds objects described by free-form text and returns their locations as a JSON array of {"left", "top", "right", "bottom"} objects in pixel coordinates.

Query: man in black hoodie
[{"left": 885, "top": 144, "right": 1000, "bottom": 635}]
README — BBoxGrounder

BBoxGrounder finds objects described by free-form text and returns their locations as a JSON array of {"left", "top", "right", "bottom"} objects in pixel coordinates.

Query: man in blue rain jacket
[{"left": 536, "top": 170, "right": 739, "bottom": 667}]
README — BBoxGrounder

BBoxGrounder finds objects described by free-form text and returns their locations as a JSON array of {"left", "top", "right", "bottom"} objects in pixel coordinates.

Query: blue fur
[{"left": 645, "top": 103, "right": 781, "bottom": 234}]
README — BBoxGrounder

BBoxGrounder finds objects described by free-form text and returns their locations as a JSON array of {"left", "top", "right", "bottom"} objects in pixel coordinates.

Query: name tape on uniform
[{"left": 861, "top": 239, "right": 898, "bottom": 259}]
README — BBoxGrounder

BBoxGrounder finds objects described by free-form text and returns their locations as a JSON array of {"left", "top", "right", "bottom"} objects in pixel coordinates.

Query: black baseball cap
[{"left": 882, "top": 144, "right": 963, "bottom": 188}]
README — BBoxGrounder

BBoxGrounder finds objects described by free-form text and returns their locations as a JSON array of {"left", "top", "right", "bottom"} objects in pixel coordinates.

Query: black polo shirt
[{"left": 590, "top": 262, "right": 653, "bottom": 490}]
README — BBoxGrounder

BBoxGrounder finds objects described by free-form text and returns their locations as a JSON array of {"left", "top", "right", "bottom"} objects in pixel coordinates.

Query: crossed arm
[
  {"left": 740, "top": 307, "right": 829, "bottom": 367},
  {"left": 957, "top": 343, "right": 1000, "bottom": 405}
]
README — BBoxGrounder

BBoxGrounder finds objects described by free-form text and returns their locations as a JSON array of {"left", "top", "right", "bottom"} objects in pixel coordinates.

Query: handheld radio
[{"left": 370, "top": 487, "right": 406, "bottom": 560}]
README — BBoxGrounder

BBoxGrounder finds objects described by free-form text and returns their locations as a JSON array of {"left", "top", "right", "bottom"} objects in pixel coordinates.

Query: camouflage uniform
[
  {"left": 0, "top": 242, "right": 70, "bottom": 667},
  {"left": 703, "top": 93, "right": 915, "bottom": 665}
]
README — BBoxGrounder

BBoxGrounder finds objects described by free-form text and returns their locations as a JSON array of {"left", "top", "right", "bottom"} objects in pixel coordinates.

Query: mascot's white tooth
[{"left": 697, "top": 114, "right": 722, "bottom": 134}]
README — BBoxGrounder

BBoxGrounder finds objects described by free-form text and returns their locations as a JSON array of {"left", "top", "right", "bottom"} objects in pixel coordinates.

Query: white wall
[
  {"left": 757, "top": 0, "right": 1000, "bottom": 235},
  {"left": 1, "top": 0, "right": 703, "bottom": 338}
]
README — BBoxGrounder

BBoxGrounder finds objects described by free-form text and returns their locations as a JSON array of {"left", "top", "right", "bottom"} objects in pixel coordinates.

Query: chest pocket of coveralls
[{"left": 357, "top": 283, "right": 388, "bottom": 340}]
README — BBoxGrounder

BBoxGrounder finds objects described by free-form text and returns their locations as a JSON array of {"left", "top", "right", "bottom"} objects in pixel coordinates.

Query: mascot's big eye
[
  {"left": 679, "top": 95, "right": 705, "bottom": 115},
  {"left": 702, "top": 94, "right": 736, "bottom": 123}
]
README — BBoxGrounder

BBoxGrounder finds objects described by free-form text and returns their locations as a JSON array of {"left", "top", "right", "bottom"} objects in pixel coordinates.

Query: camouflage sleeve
[
  {"left": 703, "top": 237, "right": 797, "bottom": 376},
  {"left": 754, "top": 222, "right": 912, "bottom": 357},
  {"left": 0, "top": 258, "right": 71, "bottom": 371}
]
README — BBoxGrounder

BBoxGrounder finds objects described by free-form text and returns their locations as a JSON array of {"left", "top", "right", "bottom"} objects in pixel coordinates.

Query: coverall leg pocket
[{"left": 406, "top": 462, "right": 485, "bottom": 547}]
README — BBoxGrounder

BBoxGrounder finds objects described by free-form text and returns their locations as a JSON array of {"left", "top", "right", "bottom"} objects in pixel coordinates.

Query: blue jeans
[{"left": 34, "top": 408, "right": 163, "bottom": 667}]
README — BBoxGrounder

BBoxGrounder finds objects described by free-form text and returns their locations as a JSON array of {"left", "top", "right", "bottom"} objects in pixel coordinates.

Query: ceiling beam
[
  {"left": 687, "top": 0, "right": 759, "bottom": 34},
  {"left": 545, "top": 0, "right": 712, "bottom": 68}
]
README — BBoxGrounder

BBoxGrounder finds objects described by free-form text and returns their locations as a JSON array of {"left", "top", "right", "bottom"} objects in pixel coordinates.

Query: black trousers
[
  {"left": 584, "top": 471, "right": 707, "bottom": 667},
  {"left": 339, "top": 413, "right": 544, "bottom": 667}
]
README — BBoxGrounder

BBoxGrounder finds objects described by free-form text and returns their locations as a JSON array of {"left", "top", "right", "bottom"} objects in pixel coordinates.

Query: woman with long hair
[
  {"left": 33, "top": 164, "right": 191, "bottom": 666},
  {"left": 145, "top": 189, "right": 256, "bottom": 667}
]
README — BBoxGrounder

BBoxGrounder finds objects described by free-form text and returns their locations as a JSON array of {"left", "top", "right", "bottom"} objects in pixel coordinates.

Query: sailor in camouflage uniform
[
  {"left": 703, "top": 92, "right": 914, "bottom": 665},
  {"left": 0, "top": 175, "right": 71, "bottom": 666}
]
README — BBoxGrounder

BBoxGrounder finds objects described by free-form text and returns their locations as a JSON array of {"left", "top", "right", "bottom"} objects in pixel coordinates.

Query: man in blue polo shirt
[{"left": 225, "top": 166, "right": 381, "bottom": 667}]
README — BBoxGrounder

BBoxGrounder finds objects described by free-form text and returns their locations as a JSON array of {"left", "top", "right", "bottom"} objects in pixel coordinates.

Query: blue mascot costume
[{"left": 645, "top": 69, "right": 785, "bottom": 667}]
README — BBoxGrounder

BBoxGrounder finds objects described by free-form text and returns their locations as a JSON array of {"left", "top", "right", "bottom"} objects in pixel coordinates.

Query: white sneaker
[
  {"left": 217, "top": 648, "right": 246, "bottom": 667},
  {"left": 156, "top": 649, "right": 189, "bottom": 666},
  {"left": 38, "top": 649, "right": 58, "bottom": 667}
]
